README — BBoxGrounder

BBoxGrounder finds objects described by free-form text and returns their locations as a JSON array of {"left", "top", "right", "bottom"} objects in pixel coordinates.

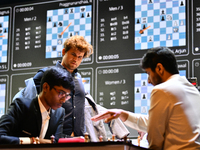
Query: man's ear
[
  {"left": 42, "top": 82, "right": 49, "bottom": 92},
  {"left": 156, "top": 63, "right": 164, "bottom": 75},
  {"left": 62, "top": 48, "right": 66, "bottom": 56}
]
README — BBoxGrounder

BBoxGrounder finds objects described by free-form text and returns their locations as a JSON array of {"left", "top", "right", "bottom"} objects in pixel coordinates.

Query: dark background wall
[{"left": 0, "top": 0, "right": 199, "bottom": 137}]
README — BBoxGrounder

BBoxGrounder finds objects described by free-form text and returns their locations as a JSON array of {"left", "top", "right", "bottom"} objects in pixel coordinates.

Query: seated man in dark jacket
[{"left": 0, "top": 66, "right": 75, "bottom": 145}]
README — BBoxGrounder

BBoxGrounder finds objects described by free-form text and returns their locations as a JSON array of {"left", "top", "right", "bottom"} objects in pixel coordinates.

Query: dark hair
[
  {"left": 140, "top": 47, "right": 179, "bottom": 74},
  {"left": 40, "top": 66, "right": 75, "bottom": 92}
]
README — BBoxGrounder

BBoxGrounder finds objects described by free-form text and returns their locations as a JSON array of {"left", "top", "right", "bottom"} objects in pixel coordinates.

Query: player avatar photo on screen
[{"left": 135, "top": 0, "right": 186, "bottom": 50}]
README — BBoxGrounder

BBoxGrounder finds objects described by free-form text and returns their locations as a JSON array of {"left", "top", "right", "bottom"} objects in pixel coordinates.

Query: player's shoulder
[
  {"left": 11, "top": 96, "right": 35, "bottom": 112},
  {"left": 51, "top": 107, "right": 65, "bottom": 117}
]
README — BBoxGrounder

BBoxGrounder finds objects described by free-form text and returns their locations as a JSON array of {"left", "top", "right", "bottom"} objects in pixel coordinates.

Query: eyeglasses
[{"left": 53, "top": 87, "right": 71, "bottom": 100}]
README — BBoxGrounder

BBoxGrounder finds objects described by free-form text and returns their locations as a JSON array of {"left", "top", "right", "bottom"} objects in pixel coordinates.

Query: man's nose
[
  {"left": 73, "top": 55, "right": 78, "bottom": 61},
  {"left": 60, "top": 97, "right": 66, "bottom": 103}
]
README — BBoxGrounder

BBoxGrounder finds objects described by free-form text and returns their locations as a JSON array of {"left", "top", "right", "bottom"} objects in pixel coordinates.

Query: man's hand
[
  {"left": 91, "top": 109, "right": 128, "bottom": 123},
  {"left": 39, "top": 138, "right": 51, "bottom": 144}
]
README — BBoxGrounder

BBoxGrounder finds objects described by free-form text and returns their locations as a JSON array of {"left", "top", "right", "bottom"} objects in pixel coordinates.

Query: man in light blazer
[{"left": 0, "top": 66, "right": 75, "bottom": 144}]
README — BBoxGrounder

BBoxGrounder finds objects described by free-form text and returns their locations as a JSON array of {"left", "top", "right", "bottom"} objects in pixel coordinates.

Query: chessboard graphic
[
  {"left": 0, "top": 84, "right": 6, "bottom": 118},
  {"left": 46, "top": 5, "right": 92, "bottom": 58},
  {"left": 134, "top": 70, "right": 186, "bottom": 115},
  {"left": 0, "top": 15, "right": 8, "bottom": 63},
  {"left": 135, "top": 0, "right": 186, "bottom": 50},
  {"left": 82, "top": 77, "right": 91, "bottom": 94}
]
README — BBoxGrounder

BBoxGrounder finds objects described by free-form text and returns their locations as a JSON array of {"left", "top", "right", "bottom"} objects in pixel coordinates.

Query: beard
[{"left": 152, "top": 72, "right": 163, "bottom": 86}]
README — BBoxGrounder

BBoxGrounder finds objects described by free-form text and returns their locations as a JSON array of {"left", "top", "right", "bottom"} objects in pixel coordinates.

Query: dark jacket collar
[{"left": 56, "top": 61, "right": 78, "bottom": 77}]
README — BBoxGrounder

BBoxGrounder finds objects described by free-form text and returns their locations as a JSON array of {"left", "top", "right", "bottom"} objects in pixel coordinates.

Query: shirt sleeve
[
  {"left": 123, "top": 112, "right": 148, "bottom": 133},
  {"left": 19, "top": 137, "right": 31, "bottom": 144}
]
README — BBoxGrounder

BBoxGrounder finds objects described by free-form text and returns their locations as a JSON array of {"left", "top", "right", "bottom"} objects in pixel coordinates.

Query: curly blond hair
[{"left": 63, "top": 35, "right": 93, "bottom": 58}]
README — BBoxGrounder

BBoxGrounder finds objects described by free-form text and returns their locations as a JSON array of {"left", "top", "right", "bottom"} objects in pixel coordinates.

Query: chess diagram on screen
[
  {"left": 0, "top": 15, "right": 8, "bottom": 63},
  {"left": 46, "top": 5, "right": 92, "bottom": 58},
  {"left": 134, "top": 70, "right": 186, "bottom": 115},
  {"left": 82, "top": 77, "right": 91, "bottom": 94},
  {"left": 135, "top": 0, "right": 186, "bottom": 50}
]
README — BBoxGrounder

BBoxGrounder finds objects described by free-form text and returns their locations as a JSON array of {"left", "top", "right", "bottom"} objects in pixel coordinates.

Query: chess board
[
  {"left": 0, "top": 15, "right": 8, "bottom": 63},
  {"left": 46, "top": 5, "right": 92, "bottom": 58},
  {"left": 135, "top": 0, "right": 186, "bottom": 50},
  {"left": 134, "top": 70, "right": 186, "bottom": 115},
  {"left": 0, "top": 84, "right": 6, "bottom": 118}
]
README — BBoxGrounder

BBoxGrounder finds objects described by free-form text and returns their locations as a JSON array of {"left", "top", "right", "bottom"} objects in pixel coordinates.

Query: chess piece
[
  {"left": 107, "top": 138, "right": 111, "bottom": 141},
  {"left": 161, "top": 10, "right": 165, "bottom": 15},
  {"left": 20, "top": 139, "right": 23, "bottom": 144},
  {"left": 174, "top": 21, "right": 178, "bottom": 26},
  {"left": 142, "top": 107, "right": 146, "bottom": 113},
  {"left": 31, "top": 137, "right": 36, "bottom": 144},
  {"left": 168, "top": 35, "right": 171, "bottom": 40},
  {"left": 173, "top": 28, "right": 178, "bottom": 33},
  {"left": 127, "top": 138, "right": 132, "bottom": 144},
  {"left": 81, "top": 7, "right": 85, "bottom": 12},
  {"left": 149, "top": 37, "right": 152, "bottom": 42},
  {"left": 58, "top": 39, "right": 62, "bottom": 45},
  {"left": 142, "top": 94, "right": 146, "bottom": 99},
  {"left": 161, "top": 16, "right": 165, "bottom": 21},
  {"left": 52, "top": 46, "right": 56, "bottom": 51},
  {"left": 137, "top": 135, "right": 141, "bottom": 146},
  {"left": 58, "top": 52, "right": 61, "bottom": 56},
  {"left": 112, "top": 134, "right": 115, "bottom": 141},
  {"left": 136, "top": 38, "right": 140, "bottom": 43},
  {"left": 53, "top": 22, "right": 57, "bottom": 27},
  {"left": 81, "top": 13, "right": 84, "bottom": 18},
  {"left": 84, "top": 132, "right": 90, "bottom": 142},
  {"left": 58, "top": 34, "right": 62, "bottom": 38},
  {"left": 99, "top": 135, "right": 103, "bottom": 142},
  {"left": 123, "top": 136, "right": 127, "bottom": 143},
  {"left": 180, "top": 20, "right": 184, "bottom": 26},
  {"left": 180, "top": 1, "right": 184, "bottom": 6},
  {"left": 35, "top": 137, "right": 40, "bottom": 144},
  {"left": 51, "top": 135, "right": 55, "bottom": 143},
  {"left": 58, "top": 22, "right": 63, "bottom": 27}
]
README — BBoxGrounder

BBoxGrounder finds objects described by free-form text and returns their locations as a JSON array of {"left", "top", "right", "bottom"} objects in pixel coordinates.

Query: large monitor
[{"left": 0, "top": 0, "right": 198, "bottom": 138}]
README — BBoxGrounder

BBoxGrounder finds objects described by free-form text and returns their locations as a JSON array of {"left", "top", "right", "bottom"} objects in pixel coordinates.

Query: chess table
[{"left": 0, "top": 141, "right": 148, "bottom": 150}]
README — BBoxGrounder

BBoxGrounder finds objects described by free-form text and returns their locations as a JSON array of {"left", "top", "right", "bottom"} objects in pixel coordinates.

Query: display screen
[
  {"left": 0, "top": 7, "right": 11, "bottom": 71},
  {"left": 0, "top": 75, "right": 8, "bottom": 118},
  {"left": 0, "top": 0, "right": 199, "bottom": 138},
  {"left": 12, "top": 0, "right": 94, "bottom": 70},
  {"left": 96, "top": 0, "right": 189, "bottom": 64}
]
